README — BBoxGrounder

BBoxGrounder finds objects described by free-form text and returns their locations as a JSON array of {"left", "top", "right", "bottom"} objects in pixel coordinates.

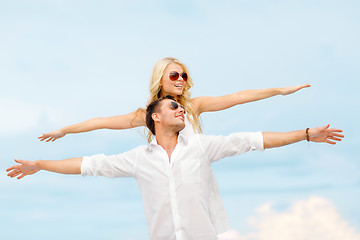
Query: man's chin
[{"left": 177, "top": 123, "right": 185, "bottom": 132}]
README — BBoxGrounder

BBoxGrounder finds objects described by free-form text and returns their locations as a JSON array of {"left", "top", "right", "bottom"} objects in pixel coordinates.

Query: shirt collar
[
  {"left": 178, "top": 131, "right": 188, "bottom": 144},
  {"left": 146, "top": 132, "right": 188, "bottom": 151},
  {"left": 147, "top": 138, "right": 158, "bottom": 151}
]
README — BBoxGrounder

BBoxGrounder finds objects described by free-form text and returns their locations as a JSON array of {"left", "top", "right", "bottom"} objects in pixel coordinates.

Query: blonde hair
[{"left": 146, "top": 57, "right": 202, "bottom": 142}]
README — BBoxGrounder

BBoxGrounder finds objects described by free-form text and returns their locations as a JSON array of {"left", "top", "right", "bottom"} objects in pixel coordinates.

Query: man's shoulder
[
  {"left": 183, "top": 133, "right": 216, "bottom": 143},
  {"left": 120, "top": 144, "right": 148, "bottom": 155}
]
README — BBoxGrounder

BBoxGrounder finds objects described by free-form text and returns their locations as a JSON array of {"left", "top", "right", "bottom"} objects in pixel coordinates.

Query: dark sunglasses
[
  {"left": 169, "top": 71, "right": 188, "bottom": 81},
  {"left": 170, "top": 101, "right": 186, "bottom": 114}
]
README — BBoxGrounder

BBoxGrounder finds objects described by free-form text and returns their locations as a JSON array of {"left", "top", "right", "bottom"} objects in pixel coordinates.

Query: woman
[{"left": 38, "top": 57, "right": 310, "bottom": 142}]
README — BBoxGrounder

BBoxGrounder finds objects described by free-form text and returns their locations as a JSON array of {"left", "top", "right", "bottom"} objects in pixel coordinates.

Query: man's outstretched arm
[
  {"left": 263, "top": 124, "right": 344, "bottom": 149},
  {"left": 6, "top": 157, "right": 82, "bottom": 180}
]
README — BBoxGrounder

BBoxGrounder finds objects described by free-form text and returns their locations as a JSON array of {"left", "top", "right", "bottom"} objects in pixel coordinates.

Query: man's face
[{"left": 154, "top": 99, "right": 186, "bottom": 133}]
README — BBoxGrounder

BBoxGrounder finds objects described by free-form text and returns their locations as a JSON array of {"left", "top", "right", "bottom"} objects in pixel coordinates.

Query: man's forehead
[
  {"left": 158, "top": 99, "right": 177, "bottom": 111},
  {"left": 161, "top": 99, "right": 176, "bottom": 106}
]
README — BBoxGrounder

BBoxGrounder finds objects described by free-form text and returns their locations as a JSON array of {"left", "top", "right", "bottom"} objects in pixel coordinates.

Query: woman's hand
[
  {"left": 38, "top": 129, "right": 66, "bottom": 142},
  {"left": 37, "top": 110, "right": 146, "bottom": 143},
  {"left": 192, "top": 83, "right": 312, "bottom": 114},
  {"left": 279, "top": 83, "right": 311, "bottom": 95}
]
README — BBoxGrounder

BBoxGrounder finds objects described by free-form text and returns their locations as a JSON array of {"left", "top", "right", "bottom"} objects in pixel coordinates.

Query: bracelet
[{"left": 306, "top": 128, "right": 310, "bottom": 142}]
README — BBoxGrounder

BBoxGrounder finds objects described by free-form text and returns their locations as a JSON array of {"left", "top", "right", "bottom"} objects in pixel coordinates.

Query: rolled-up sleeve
[
  {"left": 81, "top": 148, "right": 139, "bottom": 178},
  {"left": 198, "top": 132, "right": 264, "bottom": 162}
]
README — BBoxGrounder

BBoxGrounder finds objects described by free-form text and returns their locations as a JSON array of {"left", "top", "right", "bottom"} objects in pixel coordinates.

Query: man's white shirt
[{"left": 81, "top": 132, "right": 264, "bottom": 240}]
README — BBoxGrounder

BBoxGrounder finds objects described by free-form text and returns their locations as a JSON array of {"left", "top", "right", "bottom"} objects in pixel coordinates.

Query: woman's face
[{"left": 160, "top": 63, "right": 187, "bottom": 97}]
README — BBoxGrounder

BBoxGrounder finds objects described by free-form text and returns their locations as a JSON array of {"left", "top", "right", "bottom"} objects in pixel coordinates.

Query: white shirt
[
  {"left": 81, "top": 132, "right": 264, "bottom": 240},
  {"left": 179, "top": 118, "right": 231, "bottom": 234}
]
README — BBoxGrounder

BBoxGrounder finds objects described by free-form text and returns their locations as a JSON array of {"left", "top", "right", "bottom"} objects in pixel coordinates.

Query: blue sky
[{"left": 1, "top": 1, "right": 359, "bottom": 239}]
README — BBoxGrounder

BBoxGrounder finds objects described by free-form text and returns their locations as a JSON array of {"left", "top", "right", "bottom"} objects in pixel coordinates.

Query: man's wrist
[{"left": 306, "top": 128, "right": 310, "bottom": 142}]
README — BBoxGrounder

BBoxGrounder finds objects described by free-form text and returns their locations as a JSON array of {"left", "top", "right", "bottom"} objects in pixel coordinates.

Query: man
[{"left": 7, "top": 95, "right": 344, "bottom": 240}]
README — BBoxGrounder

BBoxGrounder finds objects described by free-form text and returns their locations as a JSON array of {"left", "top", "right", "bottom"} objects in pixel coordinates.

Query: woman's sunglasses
[
  {"left": 170, "top": 101, "right": 186, "bottom": 114},
  {"left": 169, "top": 71, "right": 188, "bottom": 81}
]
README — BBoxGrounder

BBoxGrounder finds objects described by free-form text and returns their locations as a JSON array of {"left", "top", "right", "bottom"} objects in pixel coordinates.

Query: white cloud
[
  {"left": 235, "top": 196, "right": 360, "bottom": 240},
  {"left": 218, "top": 230, "right": 242, "bottom": 240}
]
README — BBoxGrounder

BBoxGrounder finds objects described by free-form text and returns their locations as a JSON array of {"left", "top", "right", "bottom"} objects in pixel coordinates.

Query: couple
[{"left": 7, "top": 94, "right": 343, "bottom": 239}]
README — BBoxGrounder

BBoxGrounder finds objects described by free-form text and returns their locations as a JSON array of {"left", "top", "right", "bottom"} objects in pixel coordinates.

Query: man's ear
[{"left": 152, "top": 112, "right": 160, "bottom": 123}]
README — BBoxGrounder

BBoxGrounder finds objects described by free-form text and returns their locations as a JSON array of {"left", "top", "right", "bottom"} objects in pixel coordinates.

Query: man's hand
[
  {"left": 263, "top": 124, "right": 343, "bottom": 149},
  {"left": 6, "top": 159, "right": 41, "bottom": 179},
  {"left": 309, "top": 124, "right": 344, "bottom": 144}
]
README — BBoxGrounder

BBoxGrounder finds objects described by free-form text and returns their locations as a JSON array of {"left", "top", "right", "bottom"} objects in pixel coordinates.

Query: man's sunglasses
[
  {"left": 169, "top": 71, "right": 188, "bottom": 81},
  {"left": 170, "top": 101, "right": 186, "bottom": 114}
]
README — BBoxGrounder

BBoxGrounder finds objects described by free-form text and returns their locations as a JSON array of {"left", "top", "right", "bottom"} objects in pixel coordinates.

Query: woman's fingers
[
  {"left": 297, "top": 83, "right": 311, "bottom": 91},
  {"left": 38, "top": 133, "right": 58, "bottom": 142}
]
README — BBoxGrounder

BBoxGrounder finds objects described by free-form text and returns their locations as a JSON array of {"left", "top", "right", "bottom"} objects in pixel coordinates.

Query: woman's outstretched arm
[
  {"left": 191, "top": 84, "right": 310, "bottom": 114},
  {"left": 38, "top": 109, "right": 146, "bottom": 142}
]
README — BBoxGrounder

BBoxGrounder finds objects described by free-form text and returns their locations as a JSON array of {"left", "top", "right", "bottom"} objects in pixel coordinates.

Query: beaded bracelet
[{"left": 306, "top": 128, "right": 310, "bottom": 142}]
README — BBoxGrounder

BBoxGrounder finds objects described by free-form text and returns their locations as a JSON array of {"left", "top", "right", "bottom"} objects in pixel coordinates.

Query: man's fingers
[
  {"left": 17, "top": 173, "right": 26, "bottom": 180},
  {"left": 13, "top": 171, "right": 22, "bottom": 178},
  {"left": 7, "top": 170, "right": 15, "bottom": 177},
  {"left": 332, "top": 132, "right": 344, "bottom": 137},
  {"left": 7, "top": 161, "right": 22, "bottom": 171},
  {"left": 328, "top": 131, "right": 344, "bottom": 140},
  {"left": 328, "top": 136, "right": 342, "bottom": 142},
  {"left": 7, "top": 160, "right": 25, "bottom": 173},
  {"left": 328, "top": 128, "right": 343, "bottom": 133},
  {"left": 325, "top": 139, "right": 336, "bottom": 145},
  {"left": 331, "top": 133, "right": 344, "bottom": 139},
  {"left": 8, "top": 170, "right": 21, "bottom": 178},
  {"left": 15, "top": 159, "right": 24, "bottom": 164},
  {"left": 6, "top": 165, "right": 16, "bottom": 172}
]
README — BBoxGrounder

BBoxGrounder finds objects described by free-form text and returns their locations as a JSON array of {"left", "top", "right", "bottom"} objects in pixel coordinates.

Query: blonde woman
[
  {"left": 39, "top": 57, "right": 310, "bottom": 143},
  {"left": 38, "top": 57, "right": 310, "bottom": 235}
]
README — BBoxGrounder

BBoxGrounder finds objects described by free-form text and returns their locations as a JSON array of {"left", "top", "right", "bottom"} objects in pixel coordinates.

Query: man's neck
[{"left": 156, "top": 131, "right": 179, "bottom": 161}]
